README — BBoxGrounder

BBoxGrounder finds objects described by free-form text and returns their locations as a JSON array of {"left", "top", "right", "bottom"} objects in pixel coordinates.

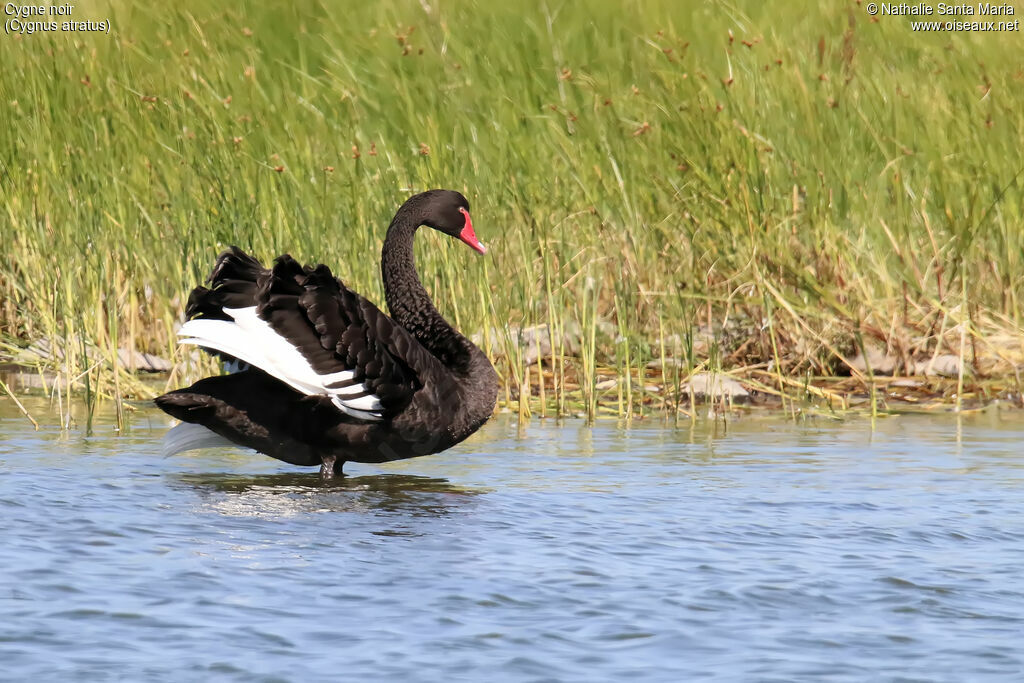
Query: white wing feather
[{"left": 178, "top": 306, "right": 383, "bottom": 421}]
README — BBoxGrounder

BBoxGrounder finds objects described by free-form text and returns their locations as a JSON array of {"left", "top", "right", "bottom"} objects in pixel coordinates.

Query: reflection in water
[{"left": 171, "top": 472, "right": 485, "bottom": 519}]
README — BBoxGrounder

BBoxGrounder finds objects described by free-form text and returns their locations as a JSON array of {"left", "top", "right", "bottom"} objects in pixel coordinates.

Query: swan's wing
[
  {"left": 179, "top": 247, "right": 264, "bottom": 370},
  {"left": 178, "top": 249, "right": 425, "bottom": 421}
]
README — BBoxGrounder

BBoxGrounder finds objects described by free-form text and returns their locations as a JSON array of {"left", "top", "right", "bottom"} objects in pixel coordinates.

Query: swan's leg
[{"left": 319, "top": 454, "right": 337, "bottom": 479}]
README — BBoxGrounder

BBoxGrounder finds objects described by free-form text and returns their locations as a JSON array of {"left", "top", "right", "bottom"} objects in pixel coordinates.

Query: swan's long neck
[{"left": 381, "top": 214, "right": 476, "bottom": 375}]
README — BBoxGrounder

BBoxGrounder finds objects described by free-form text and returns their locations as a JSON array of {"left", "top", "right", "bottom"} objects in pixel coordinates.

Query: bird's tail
[{"left": 160, "top": 421, "right": 239, "bottom": 458}]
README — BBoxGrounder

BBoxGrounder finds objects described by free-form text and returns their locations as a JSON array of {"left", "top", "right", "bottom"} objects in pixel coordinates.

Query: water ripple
[{"left": 1, "top": 405, "right": 1023, "bottom": 680}]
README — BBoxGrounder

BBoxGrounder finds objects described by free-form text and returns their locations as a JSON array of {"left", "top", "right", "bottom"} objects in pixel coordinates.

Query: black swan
[{"left": 155, "top": 189, "right": 499, "bottom": 477}]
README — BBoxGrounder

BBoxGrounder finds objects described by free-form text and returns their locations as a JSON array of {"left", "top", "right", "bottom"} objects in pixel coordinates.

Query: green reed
[{"left": 1, "top": 0, "right": 1022, "bottom": 421}]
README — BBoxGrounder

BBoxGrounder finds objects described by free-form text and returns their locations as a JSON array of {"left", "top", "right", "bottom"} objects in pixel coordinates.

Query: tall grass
[{"left": 1, "top": 0, "right": 1022, "bottom": 421}]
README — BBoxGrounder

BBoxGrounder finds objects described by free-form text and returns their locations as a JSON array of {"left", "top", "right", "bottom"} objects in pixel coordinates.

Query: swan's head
[{"left": 418, "top": 189, "right": 487, "bottom": 255}]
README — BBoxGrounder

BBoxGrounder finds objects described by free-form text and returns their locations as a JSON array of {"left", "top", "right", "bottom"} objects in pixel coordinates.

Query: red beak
[{"left": 458, "top": 208, "right": 487, "bottom": 254}]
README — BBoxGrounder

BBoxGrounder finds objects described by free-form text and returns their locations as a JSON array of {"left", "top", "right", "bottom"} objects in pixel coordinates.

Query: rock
[
  {"left": 0, "top": 369, "right": 51, "bottom": 390},
  {"left": 680, "top": 372, "right": 750, "bottom": 401},
  {"left": 472, "top": 322, "right": 584, "bottom": 364},
  {"left": 913, "top": 354, "right": 970, "bottom": 378},
  {"left": 847, "top": 346, "right": 899, "bottom": 375},
  {"left": 645, "top": 357, "right": 685, "bottom": 370},
  {"left": 10, "top": 337, "right": 171, "bottom": 374},
  {"left": 116, "top": 348, "right": 173, "bottom": 373},
  {"left": 13, "top": 338, "right": 60, "bottom": 364},
  {"left": 595, "top": 379, "right": 617, "bottom": 390},
  {"left": 848, "top": 345, "right": 974, "bottom": 378},
  {"left": 472, "top": 318, "right": 628, "bottom": 365},
  {"left": 518, "top": 323, "right": 580, "bottom": 365},
  {"left": 643, "top": 322, "right": 757, "bottom": 369}
]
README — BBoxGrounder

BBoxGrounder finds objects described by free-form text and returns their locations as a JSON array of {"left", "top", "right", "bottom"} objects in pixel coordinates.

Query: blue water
[{"left": 1, "top": 400, "right": 1023, "bottom": 681}]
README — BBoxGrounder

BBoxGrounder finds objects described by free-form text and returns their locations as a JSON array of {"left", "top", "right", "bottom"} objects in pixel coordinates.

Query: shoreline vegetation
[{"left": 2, "top": 1, "right": 1023, "bottom": 429}]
